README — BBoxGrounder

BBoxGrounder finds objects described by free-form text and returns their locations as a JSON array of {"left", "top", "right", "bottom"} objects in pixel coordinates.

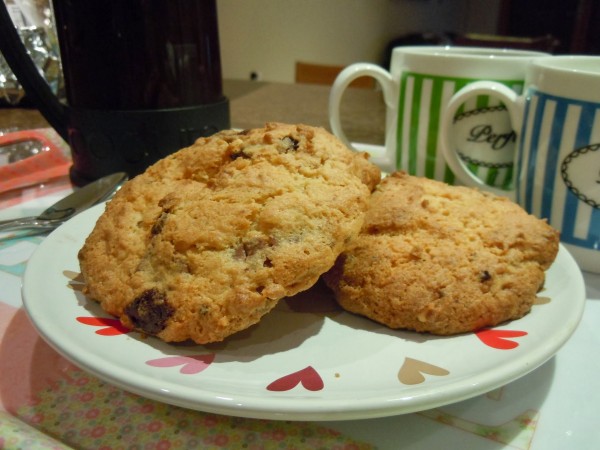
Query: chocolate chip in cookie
[{"left": 125, "top": 288, "right": 174, "bottom": 335}]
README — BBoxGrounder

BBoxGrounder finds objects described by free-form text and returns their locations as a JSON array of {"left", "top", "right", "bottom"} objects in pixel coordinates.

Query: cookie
[
  {"left": 78, "top": 123, "right": 381, "bottom": 343},
  {"left": 323, "top": 171, "right": 559, "bottom": 335}
]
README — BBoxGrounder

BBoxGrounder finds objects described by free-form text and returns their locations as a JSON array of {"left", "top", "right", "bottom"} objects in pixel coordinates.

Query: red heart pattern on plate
[
  {"left": 267, "top": 366, "right": 324, "bottom": 392},
  {"left": 76, "top": 316, "right": 131, "bottom": 336},
  {"left": 476, "top": 329, "right": 528, "bottom": 350},
  {"left": 398, "top": 357, "right": 450, "bottom": 385},
  {"left": 146, "top": 354, "right": 216, "bottom": 375}
]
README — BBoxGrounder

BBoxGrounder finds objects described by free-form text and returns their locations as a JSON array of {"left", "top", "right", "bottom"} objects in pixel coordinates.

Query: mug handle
[
  {"left": 328, "top": 63, "right": 397, "bottom": 171},
  {"left": 440, "top": 81, "right": 523, "bottom": 197}
]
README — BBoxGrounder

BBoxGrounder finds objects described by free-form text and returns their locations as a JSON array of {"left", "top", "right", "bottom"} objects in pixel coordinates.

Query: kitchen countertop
[{"left": 0, "top": 79, "right": 386, "bottom": 146}]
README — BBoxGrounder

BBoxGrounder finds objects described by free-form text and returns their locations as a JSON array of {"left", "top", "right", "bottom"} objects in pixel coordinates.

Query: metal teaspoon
[{"left": 0, "top": 172, "right": 128, "bottom": 236}]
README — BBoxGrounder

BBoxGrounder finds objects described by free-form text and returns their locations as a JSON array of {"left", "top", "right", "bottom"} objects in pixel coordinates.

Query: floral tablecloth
[{"left": 1, "top": 175, "right": 599, "bottom": 450}]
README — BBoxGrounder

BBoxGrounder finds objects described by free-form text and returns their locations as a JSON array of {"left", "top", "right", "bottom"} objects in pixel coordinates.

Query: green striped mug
[{"left": 329, "top": 46, "right": 547, "bottom": 188}]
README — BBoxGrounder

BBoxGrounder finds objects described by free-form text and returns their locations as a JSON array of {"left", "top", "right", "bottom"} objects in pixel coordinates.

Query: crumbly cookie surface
[
  {"left": 78, "top": 123, "right": 381, "bottom": 343},
  {"left": 323, "top": 171, "right": 559, "bottom": 335}
]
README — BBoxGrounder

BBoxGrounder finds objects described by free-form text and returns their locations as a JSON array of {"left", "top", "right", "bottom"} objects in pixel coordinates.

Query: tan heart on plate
[{"left": 398, "top": 357, "right": 450, "bottom": 385}]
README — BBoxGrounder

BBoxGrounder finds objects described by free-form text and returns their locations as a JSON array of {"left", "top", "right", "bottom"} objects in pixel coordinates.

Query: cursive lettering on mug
[{"left": 467, "top": 125, "right": 516, "bottom": 150}]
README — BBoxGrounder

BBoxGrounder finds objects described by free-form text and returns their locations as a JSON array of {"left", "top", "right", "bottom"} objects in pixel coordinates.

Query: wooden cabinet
[{"left": 497, "top": 0, "right": 599, "bottom": 54}]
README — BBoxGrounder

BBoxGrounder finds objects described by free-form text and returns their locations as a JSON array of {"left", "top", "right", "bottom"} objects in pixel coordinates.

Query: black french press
[{"left": 0, "top": 0, "right": 230, "bottom": 185}]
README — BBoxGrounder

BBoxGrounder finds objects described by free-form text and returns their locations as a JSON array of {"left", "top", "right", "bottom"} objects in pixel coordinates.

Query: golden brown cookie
[
  {"left": 323, "top": 171, "right": 559, "bottom": 335},
  {"left": 78, "top": 123, "right": 381, "bottom": 344}
]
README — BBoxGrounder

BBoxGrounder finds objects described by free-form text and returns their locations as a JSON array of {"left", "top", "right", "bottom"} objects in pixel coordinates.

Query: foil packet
[{"left": 0, "top": 0, "right": 63, "bottom": 105}]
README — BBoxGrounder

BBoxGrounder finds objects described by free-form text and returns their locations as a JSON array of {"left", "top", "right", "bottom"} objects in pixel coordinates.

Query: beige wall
[{"left": 217, "top": 0, "right": 500, "bottom": 83}]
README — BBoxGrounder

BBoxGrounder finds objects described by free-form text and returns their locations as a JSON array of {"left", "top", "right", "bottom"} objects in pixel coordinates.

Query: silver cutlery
[{"left": 0, "top": 172, "right": 128, "bottom": 237}]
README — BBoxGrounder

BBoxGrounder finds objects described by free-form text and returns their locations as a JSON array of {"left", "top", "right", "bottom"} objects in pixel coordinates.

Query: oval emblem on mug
[
  {"left": 561, "top": 143, "right": 600, "bottom": 209},
  {"left": 452, "top": 105, "right": 515, "bottom": 168}
]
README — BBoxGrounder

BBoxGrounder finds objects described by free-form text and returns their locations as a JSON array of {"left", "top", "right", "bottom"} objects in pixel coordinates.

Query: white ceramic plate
[{"left": 22, "top": 203, "right": 586, "bottom": 421}]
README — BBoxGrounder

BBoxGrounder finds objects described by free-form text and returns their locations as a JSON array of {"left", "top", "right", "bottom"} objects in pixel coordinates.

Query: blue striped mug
[{"left": 441, "top": 56, "right": 600, "bottom": 273}]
